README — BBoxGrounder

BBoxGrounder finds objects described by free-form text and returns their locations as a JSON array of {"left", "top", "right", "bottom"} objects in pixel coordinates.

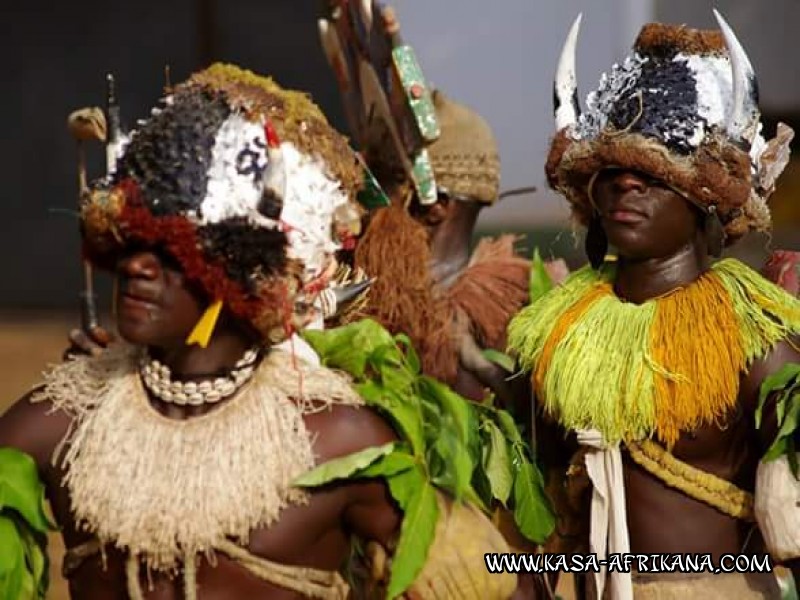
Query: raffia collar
[{"left": 508, "top": 259, "right": 800, "bottom": 447}]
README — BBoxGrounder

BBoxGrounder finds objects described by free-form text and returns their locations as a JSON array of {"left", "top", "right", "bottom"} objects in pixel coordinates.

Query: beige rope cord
[
  {"left": 215, "top": 539, "right": 349, "bottom": 600},
  {"left": 62, "top": 539, "right": 102, "bottom": 579},
  {"left": 126, "top": 555, "right": 144, "bottom": 600},
  {"left": 66, "top": 538, "right": 348, "bottom": 599},
  {"left": 626, "top": 439, "right": 754, "bottom": 521}
]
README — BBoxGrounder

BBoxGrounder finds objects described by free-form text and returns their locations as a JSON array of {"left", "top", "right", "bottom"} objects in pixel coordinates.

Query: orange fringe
[{"left": 650, "top": 272, "right": 744, "bottom": 447}]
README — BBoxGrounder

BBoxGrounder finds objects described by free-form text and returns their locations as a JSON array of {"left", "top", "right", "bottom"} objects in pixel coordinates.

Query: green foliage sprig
[
  {"left": 756, "top": 362, "right": 800, "bottom": 478},
  {"left": 0, "top": 447, "right": 56, "bottom": 600},
  {"left": 296, "top": 319, "right": 554, "bottom": 598}
]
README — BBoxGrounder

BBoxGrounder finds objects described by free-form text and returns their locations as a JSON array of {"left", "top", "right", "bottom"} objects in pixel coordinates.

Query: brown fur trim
[
  {"left": 634, "top": 23, "right": 725, "bottom": 57},
  {"left": 354, "top": 202, "right": 458, "bottom": 384},
  {"left": 445, "top": 235, "right": 529, "bottom": 349},
  {"left": 550, "top": 132, "right": 753, "bottom": 240},
  {"left": 545, "top": 129, "right": 572, "bottom": 190}
]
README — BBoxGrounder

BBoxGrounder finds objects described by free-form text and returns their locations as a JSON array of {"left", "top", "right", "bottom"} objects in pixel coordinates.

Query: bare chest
[{"left": 48, "top": 473, "right": 351, "bottom": 599}]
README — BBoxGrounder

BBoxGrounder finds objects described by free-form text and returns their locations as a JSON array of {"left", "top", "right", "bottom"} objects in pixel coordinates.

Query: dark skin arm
[
  {"left": 311, "top": 405, "right": 541, "bottom": 599},
  {"left": 740, "top": 337, "right": 800, "bottom": 585},
  {"left": 0, "top": 390, "right": 72, "bottom": 471},
  {"left": 306, "top": 404, "right": 401, "bottom": 550}
]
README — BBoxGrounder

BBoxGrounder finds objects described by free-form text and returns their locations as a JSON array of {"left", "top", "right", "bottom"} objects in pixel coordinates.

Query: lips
[
  {"left": 120, "top": 286, "right": 159, "bottom": 310},
  {"left": 605, "top": 206, "right": 648, "bottom": 223}
]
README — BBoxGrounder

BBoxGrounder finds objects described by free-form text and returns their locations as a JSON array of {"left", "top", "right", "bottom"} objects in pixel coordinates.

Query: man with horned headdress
[
  {"left": 318, "top": 1, "right": 567, "bottom": 415},
  {"left": 0, "top": 64, "right": 553, "bottom": 599},
  {"left": 509, "top": 11, "right": 800, "bottom": 599}
]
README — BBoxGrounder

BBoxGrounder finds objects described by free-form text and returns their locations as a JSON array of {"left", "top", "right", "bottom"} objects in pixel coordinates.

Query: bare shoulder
[
  {"left": 303, "top": 403, "right": 397, "bottom": 464},
  {"left": 0, "top": 388, "right": 73, "bottom": 470}
]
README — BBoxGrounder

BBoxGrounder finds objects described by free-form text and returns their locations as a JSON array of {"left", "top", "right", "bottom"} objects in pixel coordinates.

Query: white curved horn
[
  {"left": 713, "top": 9, "right": 759, "bottom": 143},
  {"left": 359, "top": 0, "right": 374, "bottom": 32},
  {"left": 554, "top": 13, "right": 583, "bottom": 131},
  {"left": 258, "top": 120, "right": 287, "bottom": 219}
]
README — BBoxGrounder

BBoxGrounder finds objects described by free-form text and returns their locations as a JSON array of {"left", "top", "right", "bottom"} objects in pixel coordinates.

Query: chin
[
  {"left": 606, "top": 230, "right": 650, "bottom": 258},
  {"left": 117, "top": 321, "right": 158, "bottom": 346},
  {"left": 115, "top": 307, "right": 163, "bottom": 346}
]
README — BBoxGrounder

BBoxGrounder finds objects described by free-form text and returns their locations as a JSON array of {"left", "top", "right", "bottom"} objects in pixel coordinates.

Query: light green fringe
[
  {"left": 506, "top": 264, "right": 601, "bottom": 368},
  {"left": 714, "top": 259, "right": 800, "bottom": 363}
]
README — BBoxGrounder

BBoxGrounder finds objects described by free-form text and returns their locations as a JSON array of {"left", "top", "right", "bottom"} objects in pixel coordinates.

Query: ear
[
  {"left": 704, "top": 206, "right": 725, "bottom": 258},
  {"left": 420, "top": 197, "right": 450, "bottom": 226},
  {"left": 585, "top": 215, "right": 608, "bottom": 269}
]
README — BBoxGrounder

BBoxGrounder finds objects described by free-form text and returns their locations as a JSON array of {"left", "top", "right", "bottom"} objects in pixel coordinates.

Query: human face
[
  {"left": 115, "top": 248, "right": 205, "bottom": 349},
  {"left": 591, "top": 169, "right": 702, "bottom": 261}
]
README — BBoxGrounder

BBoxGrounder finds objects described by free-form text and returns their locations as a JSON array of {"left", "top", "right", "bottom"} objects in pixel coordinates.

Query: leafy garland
[
  {"left": 756, "top": 362, "right": 800, "bottom": 478},
  {"left": 0, "top": 447, "right": 56, "bottom": 599},
  {"left": 297, "top": 319, "right": 554, "bottom": 599}
]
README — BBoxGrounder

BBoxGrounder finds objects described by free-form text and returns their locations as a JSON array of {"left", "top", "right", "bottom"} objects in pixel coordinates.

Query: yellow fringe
[{"left": 627, "top": 440, "right": 754, "bottom": 521}]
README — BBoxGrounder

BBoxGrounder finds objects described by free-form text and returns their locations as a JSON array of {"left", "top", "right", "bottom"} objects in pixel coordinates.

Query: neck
[
  {"left": 429, "top": 202, "right": 480, "bottom": 288},
  {"left": 151, "top": 329, "right": 254, "bottom": 379},
  {"left": 613, "top": 243, "right": 710, "bottom": 304}
]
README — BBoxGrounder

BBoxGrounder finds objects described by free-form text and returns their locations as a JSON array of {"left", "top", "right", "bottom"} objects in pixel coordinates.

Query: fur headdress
[
  {"left": 546, "top": 12, "right": 794, "bottom": 244},
  {"left": 81, "top": 63, "right": 364, "bottom": 343}
]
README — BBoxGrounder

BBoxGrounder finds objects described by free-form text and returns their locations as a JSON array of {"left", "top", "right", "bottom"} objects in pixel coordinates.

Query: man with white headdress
[{"left": 509, "top": 12, "right": 800, "bottom": 599}]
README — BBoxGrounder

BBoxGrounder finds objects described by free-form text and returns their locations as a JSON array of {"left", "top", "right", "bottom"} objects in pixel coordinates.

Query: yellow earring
[{"left": 186, "top": 299, "right": 223, "bottom": 348}]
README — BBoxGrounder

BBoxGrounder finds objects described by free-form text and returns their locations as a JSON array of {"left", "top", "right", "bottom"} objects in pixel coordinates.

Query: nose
[
  {"left": 117, "top": 250, "right": 161, "bottom": 279},
  {"left": 610, "top": 170, "right": 648, "bottom": 194}
]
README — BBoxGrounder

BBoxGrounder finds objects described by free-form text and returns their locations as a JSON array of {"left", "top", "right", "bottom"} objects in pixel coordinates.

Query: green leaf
[
  {"left": 386, "top": 465, "right": 427, "bottom": 511},
  {"left": 386, "top": 482, "right": 439, "bottom": 599},
  {"left": 511, "top": 449, "right": 555, "bottom": 543},
  {"left": 777, "top": 396, "right": 800, "bottom": 440},
  {"left": 494, "top": 409, "right": 524, "bottom": 446},
  {"left": 461, "top": 484, "right": 490, "bottom": 514},
  {"left": 529, "top": 248, "right": 554, "bottom": 303},
  {"left": 393, "top": 334, "right": 421, "bottom": 375},
  {"left": 302, "top": 319, "right": 396, "bottom": 378},
  {"left": 472, "top": 459, "right": 494, "bottom": 508},
  {"left": 357, "top": 382, "right": 425, "bottom": 457},
  {"left": 776, "top": 388, "right": 791, "bottom": 428},
  {"left": 0, "top": 448, "right": 52, "bottom": 535},
  {"left": 0, "top": 515, "right": 25, "bottom": 600},
  {"left": 357, "top": 451, "right": 416, "bottom": 479},
  {"left": 756, "top": 364, "right": 800, "bottom": 428},
  {"left": 293, "top": 443, "right": 395, "bottom": 487},
  {"left": 764, "top": 436, "right": 790, "bottom": 462},
  {"left": 368, "top": 342, "right": 406, "bottom": 374},
  {"left": 428, "top": 428, "right": 474, "bottom": 500},
  {"left": 418, "top": 377, "right": 471, "bottom": 446},
  {"left": 481, "top": 349, "right": 516, "bottom": 373},
  {"left": 377, "top": 359, "right": 416, "bottom": 396},
  {"left": 763, "top": 396, "right": 800, "bottom": 464},
  {"left": 13, "top": 519, "right": 48, "bottom": 599},
  {"left": 482, "top": 421, "right": 514, "bottom": 506}
]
